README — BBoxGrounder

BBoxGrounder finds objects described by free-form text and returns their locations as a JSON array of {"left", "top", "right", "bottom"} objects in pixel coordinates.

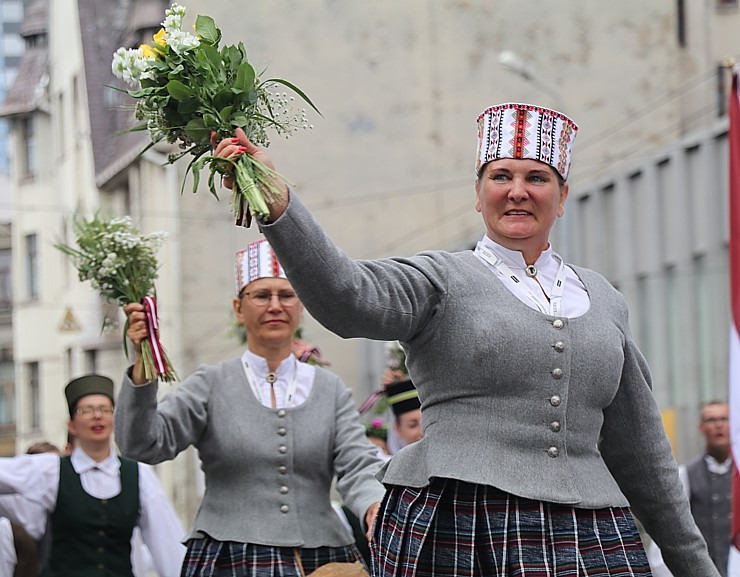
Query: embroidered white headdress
[
  {"left": 475, "top": 103, "right": 578, "bottom": 180},
  {"left": 235, "top": 239, "right": 287, "bottom": 295}
]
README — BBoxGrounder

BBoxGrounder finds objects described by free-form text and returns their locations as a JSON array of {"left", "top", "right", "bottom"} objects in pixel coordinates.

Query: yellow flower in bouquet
[{"left": 111, "top": 4, "right": 319, "bottom": 226}]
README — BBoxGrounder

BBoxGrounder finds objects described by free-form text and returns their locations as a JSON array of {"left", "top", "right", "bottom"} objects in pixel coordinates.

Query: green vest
[{"left": 42, "top": 455, "right": 139, "bottom": 577}]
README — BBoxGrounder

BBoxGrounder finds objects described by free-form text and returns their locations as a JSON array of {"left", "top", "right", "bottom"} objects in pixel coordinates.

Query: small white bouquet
[{"left": 56, "top": 215, "right": 177, "bottom": 382}]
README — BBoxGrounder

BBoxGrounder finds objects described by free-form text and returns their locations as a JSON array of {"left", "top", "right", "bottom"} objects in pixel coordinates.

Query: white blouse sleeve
[
  {"left": 0, "top": 518, "right": 16, "bottom": 577},
  {"left": 0, "top": 454, "right": 59, "bottom": 511},
  {"left": 136, "top": 463, "right": 186, "bottom": 577}
]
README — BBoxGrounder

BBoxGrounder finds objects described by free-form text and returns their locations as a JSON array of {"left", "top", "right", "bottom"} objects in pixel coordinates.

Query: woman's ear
[
  {"left": 474, "top": 181, "right": 482, "bottom": 214},
  {"left": 557, "top": 183, "right": 569, "bottom": 217},
  {"left": 233, "top": 296, "right": 244, "bottom": 322}
]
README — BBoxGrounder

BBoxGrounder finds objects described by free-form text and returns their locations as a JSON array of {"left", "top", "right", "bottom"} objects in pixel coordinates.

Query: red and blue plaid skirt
[
  {"left": 371, "top": 478, "right": 652, "bottom": 577},
  {"left": 181, "top": 537, "right": 365, "bottom": 577}
]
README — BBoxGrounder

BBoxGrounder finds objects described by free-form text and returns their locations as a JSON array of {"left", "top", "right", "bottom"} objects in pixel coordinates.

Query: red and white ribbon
[
  {"left": 235, "top": 194, "right": 252, "bottom": 228},
  {"left": 142, "top": 296, "right": 167, "bottom": 376},
  {"left": 358, "top": 389, "right": 385, "bottom": 415}
]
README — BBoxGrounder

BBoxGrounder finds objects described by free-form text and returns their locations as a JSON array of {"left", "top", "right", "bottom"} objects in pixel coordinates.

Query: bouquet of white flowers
[
  {"left": 56, "top": 215, "right": 177, "bottom": 382},
  {"left": 111, "top": 3, "right": 318, "bottom": 226}
]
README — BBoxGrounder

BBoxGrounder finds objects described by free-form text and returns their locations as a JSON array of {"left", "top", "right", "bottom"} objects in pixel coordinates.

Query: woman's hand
[
  {"left": 124, "top": 302, "right": 148, "bottom": 384},
  {"left": 211, "top": 128, "right": 289, "bottom": 221},
  {"left": 365, "top": 502, "right": 380, "bottom": 541}
]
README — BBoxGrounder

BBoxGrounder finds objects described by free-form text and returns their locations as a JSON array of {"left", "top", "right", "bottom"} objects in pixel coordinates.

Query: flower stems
[
  {"left": 140, "top": 337, "right": 177, "bottom": 383},
  {"left": 231, "top": 154, "right": 287, "bottom": 225}
]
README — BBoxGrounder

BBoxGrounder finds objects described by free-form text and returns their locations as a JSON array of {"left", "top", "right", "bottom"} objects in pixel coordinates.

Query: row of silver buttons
[
  {"left": 278, "top": 409, "right": 291, "bottom": 513},
  {"left": 549, "top": 320, "right": 565, "bottom": 459}
]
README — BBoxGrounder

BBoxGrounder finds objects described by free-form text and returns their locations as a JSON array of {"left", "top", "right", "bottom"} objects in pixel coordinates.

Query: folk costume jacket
[
  {"left": 260, "top": 193, "right": 718, "bottom": 577},
  {"left": 115, "top": 360, "right": 385, "bottom": 548}
]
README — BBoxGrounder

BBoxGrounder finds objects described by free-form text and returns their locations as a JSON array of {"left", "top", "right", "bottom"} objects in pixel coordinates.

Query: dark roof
[
  {"left": 19, "top": 0, "right": 47, "bottom": 39},
  {"left": 77, "top": 0, "right": 153, "bottom": 187},
  {"left": 0, "top": 46, "right": 47, "bottom": 118},
  {"left": 0, "top": 0, "right": 48, "bottom": 118}
]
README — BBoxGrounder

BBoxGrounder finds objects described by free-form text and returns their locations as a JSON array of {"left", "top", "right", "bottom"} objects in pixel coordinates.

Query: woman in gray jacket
[
  {"left": 213, "top": 103, "right": 719, "bottom": 576},
  {"left": 115, "top": 238, "right": 385, "bottom": 577}
]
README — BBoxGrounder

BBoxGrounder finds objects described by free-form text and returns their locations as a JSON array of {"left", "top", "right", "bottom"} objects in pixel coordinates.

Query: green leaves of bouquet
[{"left": 112, "top": 4, "right": 319, "bottom": 226}]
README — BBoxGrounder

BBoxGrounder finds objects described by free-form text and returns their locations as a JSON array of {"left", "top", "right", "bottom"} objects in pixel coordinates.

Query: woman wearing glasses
[{"left": 115, "top": 239, "right": 385, "bottom": 577}]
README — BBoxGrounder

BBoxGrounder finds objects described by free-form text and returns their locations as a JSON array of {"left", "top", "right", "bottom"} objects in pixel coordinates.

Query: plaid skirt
[
  {"left": 370, "top": 478, "right": 652, "bottom": 577},
  {"left": 181, "top": 536, "right": 365, "bottom": 577}
]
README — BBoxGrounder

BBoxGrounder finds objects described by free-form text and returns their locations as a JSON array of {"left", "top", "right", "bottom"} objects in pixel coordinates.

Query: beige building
[{"left": 2, "top": 0, "right": 738, "bottom": 523}]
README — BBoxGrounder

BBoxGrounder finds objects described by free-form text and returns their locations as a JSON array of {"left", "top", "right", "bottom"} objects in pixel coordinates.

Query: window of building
[
  {"left": 692, "top": 255, "right": 712, "bottom": 399},
  {"left": 2, "top": 1, "right": 23, "bottom": 21},
  {"left": 0, "top": 248, "right": 11, "bottom": 311},
  {"left": 676, "top": 0, "right": 686, "bottom": 47},
  {"left": 628, "top": 172, "right": 645, "bottom": 271},
  {"left": 636, "top": 275, "right": 651, "bottom": 357},
  {"left": 56, "top": 92, "right": 65, "bottom": 160},
  {"left": 65, "top": 348, "right": 73, "bottom": 383},
  {"left": 601, "top": 184, "right": 616, "bottom": 279},
  {"left": 0, "top": 358, "right": 14, "bottom": 425},
  {"left": 72, "top": 74, "right": 83, "bottom": 148},
  {"left": 2, "top": 35, "right": 24, "bottom": 58},
  {"left": 21, "top": 116, "right": 37, "bottom": 177},
  {"left": 664, "top": 265, "right": 682, "bottom": 404},
  {"left": 576, "top": 194, "right": 591, "bottom": 266},
  {"left": 656, "top": 158, "right": 678, "bottom": 264},
  {"left": 85, "top": 349, "right": 98, "bottom": 374},
  {"left": 25, "top": 233, "right": 38, "bottom": 299},
  {"left": 27, "top": 361, "right": 39, "bottom": 429}
]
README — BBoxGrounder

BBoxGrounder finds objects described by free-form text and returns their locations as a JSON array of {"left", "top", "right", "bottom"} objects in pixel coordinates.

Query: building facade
[{"left": 0, "top": 0, "right": 37, "bottom": 455}]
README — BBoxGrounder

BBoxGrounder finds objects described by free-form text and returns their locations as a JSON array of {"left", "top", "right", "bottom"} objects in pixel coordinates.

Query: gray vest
[
  {"left": 686, "top": 456, "right": 732, "bottom": 577},
  {"left": 116, "top": 360, "right": 386, "bottom": 547}
]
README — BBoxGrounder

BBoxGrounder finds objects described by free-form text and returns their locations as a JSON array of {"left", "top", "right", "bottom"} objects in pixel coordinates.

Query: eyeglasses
[
  {"left": 701, "top": 416, "right": 729, "bottom": 425},
  {"left": 75, "top": 406, "right": 114, "bottom": 417},
  {"left": 241, "top": 290, "right": 299, "bottom": 308}
]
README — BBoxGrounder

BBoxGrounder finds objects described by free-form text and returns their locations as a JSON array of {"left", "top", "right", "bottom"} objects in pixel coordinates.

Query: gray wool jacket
[
  {"left": 114, "top": 360, "right": 386, "bottom": 547},
  {"left": 261, "top": 193, "right": 720, "bottom": 577}
]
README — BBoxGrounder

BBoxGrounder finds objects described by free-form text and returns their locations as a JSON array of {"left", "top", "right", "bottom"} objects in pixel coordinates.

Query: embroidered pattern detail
[
  {"left": 234, "top": 239, "right": 288, "bottom": 295},
  {"left": 475, "top": 102, "right": 578, "bottom": 180}
]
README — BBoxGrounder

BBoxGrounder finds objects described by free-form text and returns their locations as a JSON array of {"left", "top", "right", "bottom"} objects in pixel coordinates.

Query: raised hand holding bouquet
[
  {"left": 111, "top": 3, "right": 318, "bottom": 226},
  {"left": 55, "top": 215, "right": 177, "bottom": 382}
]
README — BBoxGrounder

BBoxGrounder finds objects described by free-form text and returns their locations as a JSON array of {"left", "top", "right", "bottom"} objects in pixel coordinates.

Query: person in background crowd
[
  {"left": 0, "top": 375, "right": 185, "bottom": 577},
  {"left": 358, "top": 344, "right": 417, "bottom": 455},
  {"left": 215, "top": 101, "right": 719, "bottom": 575},
  {"left": 0, "top": 517, "right": 37, "bottom": 577},
  {"left": 25, "top": 442, "right": 62, "bottom": 456},
  {"left": 0, "top": 441, "right": 63, "bottom": 577},
  {"left": 385, "top": 379, "right": 423, "bottom": 451},
  {"left": 116, "top": 239, "right": 385, "bottom": 577},
  {"left": 365, "top": 418, "right": 391, "bottom": 458},
  {"left": 648, "top": 401, "right": 739, "bottom": 577}
]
